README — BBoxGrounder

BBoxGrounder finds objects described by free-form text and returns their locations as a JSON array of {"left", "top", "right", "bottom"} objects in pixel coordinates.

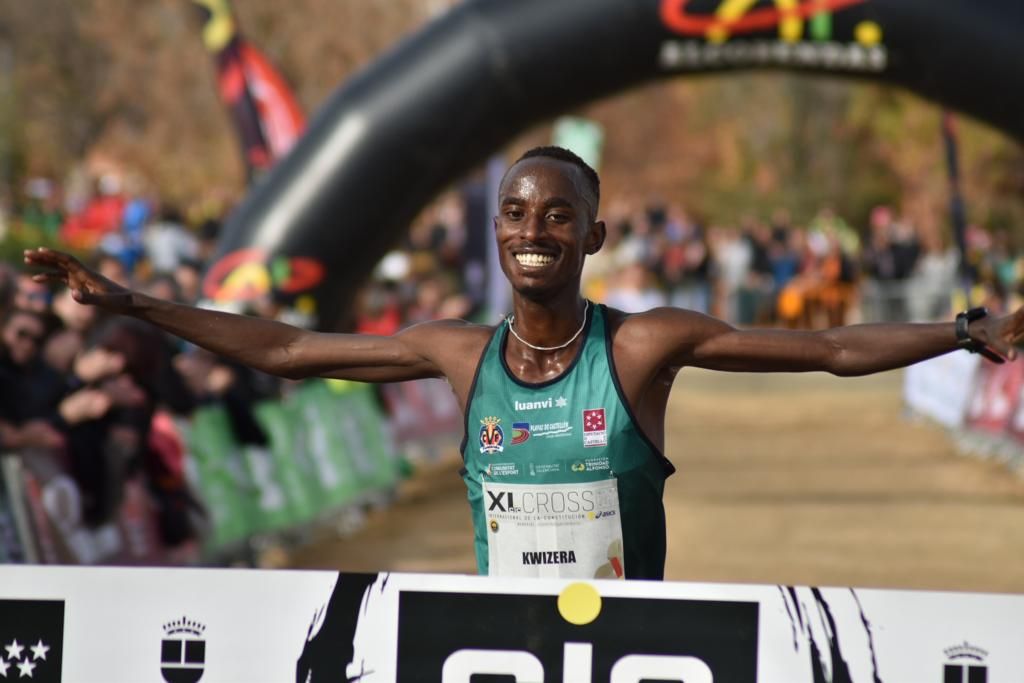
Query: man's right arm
[
  {"left": 126, "top": 293, "right": 447, "bottom": 382},
  {"left": 24, "top": 247, "right": 446, "bottom": 383}
]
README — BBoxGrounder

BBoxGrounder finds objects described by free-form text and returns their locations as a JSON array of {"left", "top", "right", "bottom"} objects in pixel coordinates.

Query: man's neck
[{"left": 508, "top": 290, "right": 588, "bottom": 350}]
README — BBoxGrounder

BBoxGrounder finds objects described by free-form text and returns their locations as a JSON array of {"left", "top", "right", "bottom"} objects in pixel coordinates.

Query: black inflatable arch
[{"left": 203, "top": 0, "right": 1024, "bottom": 329}]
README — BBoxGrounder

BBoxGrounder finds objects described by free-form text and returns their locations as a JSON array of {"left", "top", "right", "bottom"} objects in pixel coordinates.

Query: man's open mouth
[{"left": 514, "top": 252, "right": 556, "bottom": 267}]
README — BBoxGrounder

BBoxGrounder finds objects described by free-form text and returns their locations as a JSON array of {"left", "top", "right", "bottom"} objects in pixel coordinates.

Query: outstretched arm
[
  {"left": 24, "top": 248, "right": 448, "bottom": 382},
  {"left": 634, "top": 306, "right": 1024, "bottom": 376}
]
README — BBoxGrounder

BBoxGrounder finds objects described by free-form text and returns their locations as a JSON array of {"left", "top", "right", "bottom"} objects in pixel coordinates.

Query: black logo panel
[
  {"left": 396, "top": 591, "right": 757, "bottom": 682},
  {"left": 0, "top": 599, "right": 64, "bottom": 683}
]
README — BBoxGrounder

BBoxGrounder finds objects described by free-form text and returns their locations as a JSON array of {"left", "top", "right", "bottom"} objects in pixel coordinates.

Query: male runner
[{"left": 25, "top": 146, "right": 1024, "bottom": 580}]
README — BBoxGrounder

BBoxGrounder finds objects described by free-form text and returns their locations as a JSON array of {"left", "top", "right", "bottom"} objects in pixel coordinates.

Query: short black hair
[
  {"left": 2, "top": 306, "right": 56, "bottom": 336},
  {"left": 512, "top": 146, "right": 600, "bottom": 218}
]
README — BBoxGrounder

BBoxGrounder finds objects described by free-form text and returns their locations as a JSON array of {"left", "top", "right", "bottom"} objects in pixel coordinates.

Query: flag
[{"left": 193, "top": 0, "right": 305, "bottom": 177}]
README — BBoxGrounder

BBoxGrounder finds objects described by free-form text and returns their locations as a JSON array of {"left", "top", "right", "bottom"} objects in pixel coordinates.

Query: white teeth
[{"left": 515, "top": 253, "right": 555, "bottom": 267}]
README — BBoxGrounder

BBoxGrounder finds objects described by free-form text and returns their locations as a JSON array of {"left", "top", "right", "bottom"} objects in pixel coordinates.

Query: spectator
[
  {"left": 605, "top": 262, "right": 668, "bottom": 313},
  {"left": 144, "top": 206, "right": 199, "bottom": 274}
]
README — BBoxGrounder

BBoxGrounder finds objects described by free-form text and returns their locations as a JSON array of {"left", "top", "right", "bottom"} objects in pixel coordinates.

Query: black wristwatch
[{"left": 955, "top": 307, "right": 1005, "bottom": 363}]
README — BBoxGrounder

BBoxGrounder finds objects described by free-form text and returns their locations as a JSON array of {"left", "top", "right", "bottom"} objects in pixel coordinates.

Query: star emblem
[
  {"left": 583, "top": 408, "right": 606, "bottom": 432},
  {"left": 555, "top": 396, "right": 567, "bottom": 408},
  {"left": 16, "top": 659, "right": 34, "bottom": 678},
  {"left": 0, "top": 656, "right": 10, "bottom": 677},
  {"left": 29, "top": 642, "right": 47, "bottom": 662},
  {"left": 3, "top": 641, "right": 22, "bottom": 661}
]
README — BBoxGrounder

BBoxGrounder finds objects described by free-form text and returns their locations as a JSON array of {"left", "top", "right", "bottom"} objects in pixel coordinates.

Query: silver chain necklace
[{"left": 506, "top": 300, "right": 590, "bottom": 352}]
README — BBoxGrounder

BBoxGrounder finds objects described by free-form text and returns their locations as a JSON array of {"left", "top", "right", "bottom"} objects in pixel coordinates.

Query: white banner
[
  {"left": 0, "top": 566, "right": 1021, "bottom": 682},
  {"left": 904, "top": 351, "right": 981, "bottom": 429}
]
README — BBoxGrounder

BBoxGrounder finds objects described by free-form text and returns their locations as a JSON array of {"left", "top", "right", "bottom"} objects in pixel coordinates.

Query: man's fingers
[
  {"left": 24, "top": 247, "right": 81, "bottom": 272},
  {"left": 24, "top": 249, "right": 69, "bottom": 273},
  {"left": 31, "top": 271, "right": 67, "bottom": 285}
]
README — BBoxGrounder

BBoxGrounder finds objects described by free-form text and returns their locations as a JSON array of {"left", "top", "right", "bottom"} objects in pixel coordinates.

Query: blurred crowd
[
  {"left": 3, "top": 170, "right": 1022, "bottom": 558},
  {"left": 1, "top": 176, "right": 281, "bottom": 552},
  {"left": 578, "top": 199, "right": 1021, "bottom": 328},
  {"left": 353, "top": 193, "right": 1022, "bottom": 337}
]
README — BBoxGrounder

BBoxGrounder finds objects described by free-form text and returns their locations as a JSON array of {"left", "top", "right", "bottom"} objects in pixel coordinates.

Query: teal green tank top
[{"left": 460, "top": 302, "right": 674, "bottom": 580}]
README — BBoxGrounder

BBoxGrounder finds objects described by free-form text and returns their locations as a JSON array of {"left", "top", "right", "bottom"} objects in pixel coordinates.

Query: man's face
[
  {"left": 2, "top": 311, "right": 46, "bottom": 367},
  {"left": 494, "top": 158, "right": 604, "bottom": 299}
]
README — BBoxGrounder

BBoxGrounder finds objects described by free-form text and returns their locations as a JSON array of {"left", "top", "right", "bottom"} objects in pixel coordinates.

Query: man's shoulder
[
  {"left": 602, "top": 305, "right": 724, "bottom": 366},
  {"left": 403, "top": 317, "right": 497, "bottom": 338},
  {"left": 603, "top": 304, "right": 701, "bottom": 339},
  {"left": 399, "top": 318, "right": 497, "bottom": 354}
]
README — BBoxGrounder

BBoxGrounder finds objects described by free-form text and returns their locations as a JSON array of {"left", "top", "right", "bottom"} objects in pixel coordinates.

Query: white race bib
[{"left": 481, "top": 478, "right": 625, "bottom": 579}]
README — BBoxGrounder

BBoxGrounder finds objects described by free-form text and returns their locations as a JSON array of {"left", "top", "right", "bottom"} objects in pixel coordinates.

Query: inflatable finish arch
[{"left": 202, "top": 0, "right": 1024, "bottom": 329}]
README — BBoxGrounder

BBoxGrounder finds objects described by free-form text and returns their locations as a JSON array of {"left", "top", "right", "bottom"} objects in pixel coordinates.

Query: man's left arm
[{"left": 640, "top": 307, "right": 1024, "bottom": 376}]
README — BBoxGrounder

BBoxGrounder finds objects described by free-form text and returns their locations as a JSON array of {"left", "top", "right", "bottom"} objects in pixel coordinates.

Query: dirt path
[{"left": 289, "top": 369, "right": 1024, "bottom": 592}]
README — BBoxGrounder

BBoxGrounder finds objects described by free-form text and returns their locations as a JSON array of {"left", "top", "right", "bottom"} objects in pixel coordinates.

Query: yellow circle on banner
[
  {"left": 855, "top": 21, "right": 882, "bottom": 46},
  {"left": 557, "top": 582, "right": 602, "bottom": 626}
]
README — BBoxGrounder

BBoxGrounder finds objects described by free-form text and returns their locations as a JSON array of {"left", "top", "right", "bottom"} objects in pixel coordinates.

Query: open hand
[{"left": 23, "top": 247, "right": 133, "bottom": 313}]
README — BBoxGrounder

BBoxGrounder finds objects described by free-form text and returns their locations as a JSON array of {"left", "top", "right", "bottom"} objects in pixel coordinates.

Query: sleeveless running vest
[{"left": 460, "top": 303, "right": 674, "bottom": 580}]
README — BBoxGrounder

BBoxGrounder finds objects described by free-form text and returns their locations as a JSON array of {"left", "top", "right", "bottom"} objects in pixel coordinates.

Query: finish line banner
[{"left": 0, "top": 567, "right": 1019, "bottom": 682}]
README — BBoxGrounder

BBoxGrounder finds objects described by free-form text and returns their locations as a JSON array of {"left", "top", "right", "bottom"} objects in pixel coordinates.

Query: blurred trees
[
  {"left": 0, "top": 0, "right": 446, "bottom": 203},
  {"left": 0, "top": 0, "right": 1021, "bottom": 238}
]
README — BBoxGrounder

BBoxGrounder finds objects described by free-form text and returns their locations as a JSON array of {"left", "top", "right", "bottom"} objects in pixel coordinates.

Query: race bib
[{"left": 481, "top": 478, "right": 625, "bottom": 579}]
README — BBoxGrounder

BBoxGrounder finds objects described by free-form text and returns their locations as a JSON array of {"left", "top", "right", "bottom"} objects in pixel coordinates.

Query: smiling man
[{"left": 25, "top": 146, "right": 1024, "bottom": 580}]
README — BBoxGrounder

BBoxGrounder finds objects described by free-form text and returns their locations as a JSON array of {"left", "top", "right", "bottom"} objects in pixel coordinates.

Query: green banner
[
  {"left": 325, "top": 380, "right": 399, "bottom": 495},
  {"left": 252, "top": 400, "right": 320, "bottom": 527},
  {"left": 186, "top": 407, "right": 260, "bottom": 549},
  {"left": 185, "top": 379, "right": 399, "bottom": 554}
]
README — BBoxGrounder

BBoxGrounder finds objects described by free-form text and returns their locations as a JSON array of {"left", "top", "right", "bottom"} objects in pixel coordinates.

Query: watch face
[{"left": 966, "top": 306, "right": 989, "bottom": 322}]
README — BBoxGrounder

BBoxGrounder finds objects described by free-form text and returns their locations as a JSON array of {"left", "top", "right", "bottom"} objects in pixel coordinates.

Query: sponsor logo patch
[
  {"left": 511, "top": 422, "right": 531, "bottom": 445},
  {"left": 479, "top": 416, "right": 504, "bottom": 454},
  {"left": 533, "top": 421, "right": 573, "bottom": 439},
  {"left": 582, "top": 408, "right": 608, "bottom": 447},
  {"left": 488, "top": 463, "right": 519, "bottom": 477},
  {"left": 567, "top": 457, "right": 611, "bottom": 473},
  {"left": 514, "top": 396, "right": 568, "bottom": 412}
]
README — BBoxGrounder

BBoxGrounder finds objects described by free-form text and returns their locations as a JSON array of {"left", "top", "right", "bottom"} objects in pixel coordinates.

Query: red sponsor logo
[
  {"left": 202, "top": 247, "right": 325, "bottom": 303},
  {"left": 583, "top": 409, "right": 606, "bottom": 432},
  {"left": 583, "top": 408, "right": 608, "bottom": 448}
]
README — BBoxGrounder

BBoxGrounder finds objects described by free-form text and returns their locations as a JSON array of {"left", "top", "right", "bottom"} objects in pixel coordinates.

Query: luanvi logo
[
  {"left": 395, "top": 583, "right": 757, "bottom": 681},
  {"left": 0, "top": 599, "right": 63, "bottom": 683},
  {"left": 161, "top": 616, "right": 206, "bottom": 683},
  {"left": 514, "top": 396, "right": 568, "bottom": 412},
  {"left": 943, "top": 641, "right": 988, "bottom": 683}
]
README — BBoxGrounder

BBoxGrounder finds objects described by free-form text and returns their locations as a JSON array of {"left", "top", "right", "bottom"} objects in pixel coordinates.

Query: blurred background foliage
[{"left": 1, "top": 0, "right": 1022, "bottom": 237}]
